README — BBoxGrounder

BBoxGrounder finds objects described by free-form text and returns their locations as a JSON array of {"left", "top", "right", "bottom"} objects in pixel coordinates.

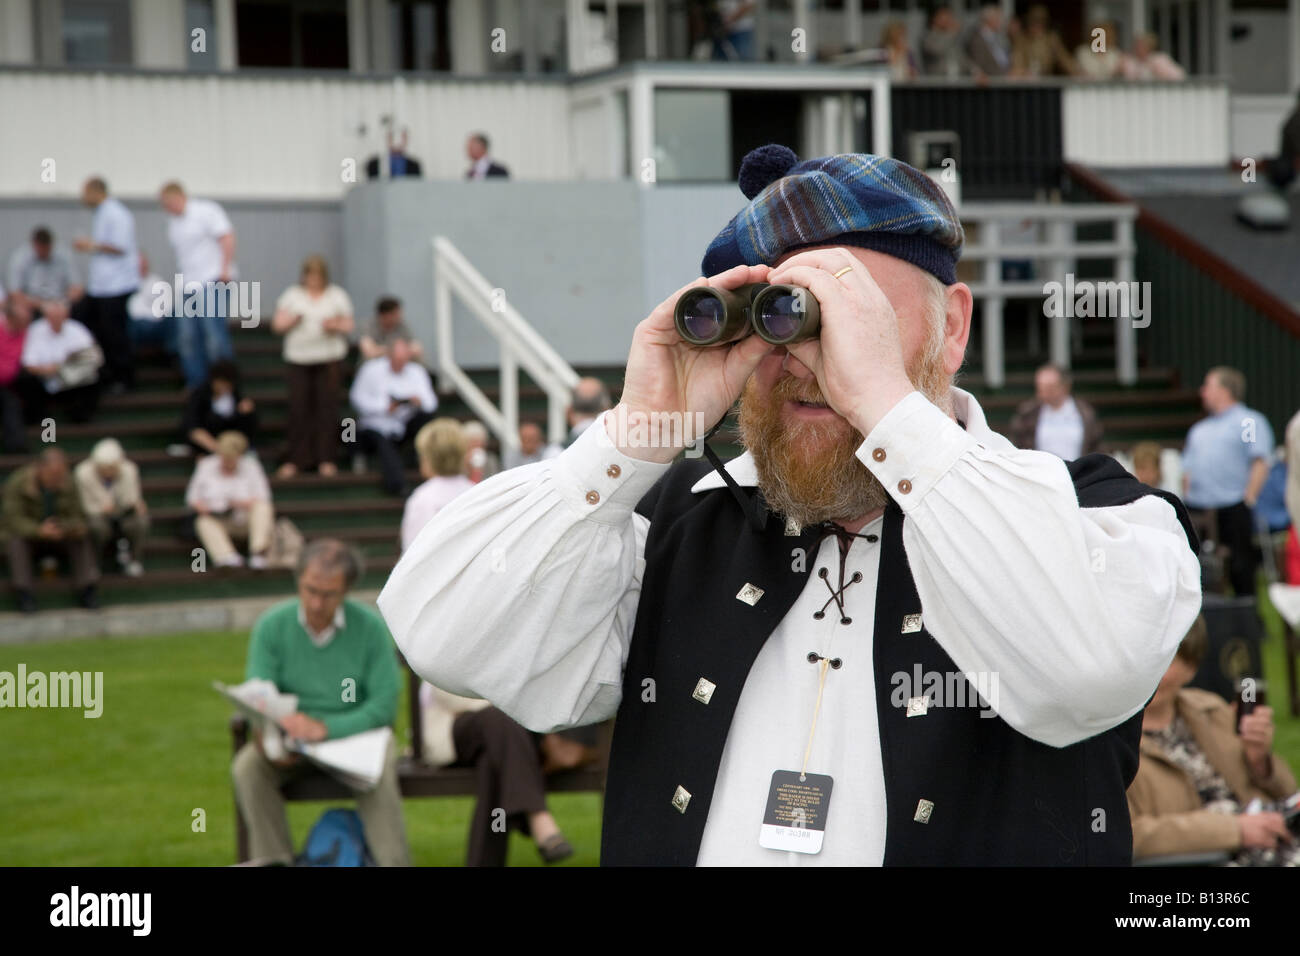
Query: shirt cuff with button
[
  {"left": 550, "top": 409, "right": 672, "bottom": 524},
  {"left": 857, "top": 391, "right": 979, "bottom": 511}
]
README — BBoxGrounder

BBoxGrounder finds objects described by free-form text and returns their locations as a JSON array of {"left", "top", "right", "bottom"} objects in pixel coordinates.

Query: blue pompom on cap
[{"left": 738, "top": 144, "right": 799, "bottom": 200}]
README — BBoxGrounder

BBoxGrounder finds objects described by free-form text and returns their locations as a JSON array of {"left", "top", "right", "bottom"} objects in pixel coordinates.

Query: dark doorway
[
  {"left": 730, "top": 91, "right": 803, "bottom": 177},
  {"left": 236, "top": 0, "right": 349, "bottom": 69}
]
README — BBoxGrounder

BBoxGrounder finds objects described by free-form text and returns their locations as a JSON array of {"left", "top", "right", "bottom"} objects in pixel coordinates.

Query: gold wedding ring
[{"left": 832, "top": 266, "right": 853, "bottom": 279}]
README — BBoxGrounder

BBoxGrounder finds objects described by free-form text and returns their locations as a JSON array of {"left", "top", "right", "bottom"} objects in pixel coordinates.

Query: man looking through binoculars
[{"left": 381, "top": 145, "right": 1201, "bottom": 866}]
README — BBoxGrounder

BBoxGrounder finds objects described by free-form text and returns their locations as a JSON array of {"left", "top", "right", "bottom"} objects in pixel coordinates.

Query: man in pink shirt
[{"left": 0, "top": 297, "right": 30, "bottom": 452}]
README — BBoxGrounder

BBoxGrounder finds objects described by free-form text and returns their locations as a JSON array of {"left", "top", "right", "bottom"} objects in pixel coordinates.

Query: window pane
[{"left": 63, "top": 0, "right": 133, "bottom": 65}]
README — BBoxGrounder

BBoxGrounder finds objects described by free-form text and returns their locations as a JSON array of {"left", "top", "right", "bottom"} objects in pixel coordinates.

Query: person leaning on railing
[{"left": 1128, "top": 614, "right": 1298, "bottom": 864}]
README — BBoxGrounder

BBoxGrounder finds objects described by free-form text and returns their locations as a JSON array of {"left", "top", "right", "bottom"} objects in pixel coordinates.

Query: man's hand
[
  {"left": 38, "top": 518, "right": 63, "bottom": 540},
  {"left": 1239, "top": 811, "right": 1293, "bottom": 849},
  {"left": 192, "top": 502, "right": 211, "bottom": 516},
  {"left": 237, "top": 397, "right": 255, "bottom": 415},
  {"left": 767, "top": 247, "right": 916, "bottom": 436},
  {"left": 280, "top": 712, "right": 328, "bottom": 742},
  {"left": 102, "top": 502, "right": 116, "bottom": 516},
  {"left": 1240, "top": 706, "right": 1276, "bottom": 776},
  {"left": 610, "top": 264, "right": 776, "bottom": 463},
  {"left": 72, "top": 237, "right": 95, "bottom": 253}
]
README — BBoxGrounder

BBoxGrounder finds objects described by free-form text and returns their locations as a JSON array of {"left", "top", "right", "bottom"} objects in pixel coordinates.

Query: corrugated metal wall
[{"left": 0, "top": 70, "right": 572, "bottom": 199}]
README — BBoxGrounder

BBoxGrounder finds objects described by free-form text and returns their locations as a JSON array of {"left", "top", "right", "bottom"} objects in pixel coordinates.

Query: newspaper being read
[{"left": 214, "top": 679, "right": 391, "bottom": 792}]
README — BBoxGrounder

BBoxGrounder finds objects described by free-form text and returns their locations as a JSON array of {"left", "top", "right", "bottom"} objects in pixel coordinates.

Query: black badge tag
[{"left": 759, "top": 770, "right": 834, "bottom": 854}]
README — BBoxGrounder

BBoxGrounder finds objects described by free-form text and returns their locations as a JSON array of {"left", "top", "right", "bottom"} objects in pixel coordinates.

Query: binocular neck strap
[{"left": 700, "top": 417, "right": 768, "bottom": 533}]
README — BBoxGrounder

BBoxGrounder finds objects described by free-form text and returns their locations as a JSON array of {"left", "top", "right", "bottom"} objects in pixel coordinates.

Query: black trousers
[
  {"left": 358, "top": 412, "right": 435, "bottom": 495},
  {"left": 83, "top": 291, "right": 135, "bottom": 387},
  {"left": 14, "top": 371, "right": 99, "bottom": 425},
  {"left": 1215, "top": 501, "right": 1260, "bottom": 597},
  {"left": 451, "top": 707, "right": 549, "bottom": 868}
]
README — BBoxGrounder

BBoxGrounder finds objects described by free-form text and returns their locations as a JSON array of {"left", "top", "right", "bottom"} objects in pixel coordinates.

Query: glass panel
[
  {"left": 654, "top": 89, "right": 732, "bottom": 182},
  {"left": 186, "top": 0, "right": 217, "bottom": 70},
  {"left": 63, "top": 0, "right": 133, "bottom": 66}
]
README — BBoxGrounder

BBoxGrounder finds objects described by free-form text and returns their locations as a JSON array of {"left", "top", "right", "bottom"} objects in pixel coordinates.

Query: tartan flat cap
[{"left": 701, "top": 144, "right": 964, "bottom": 285}]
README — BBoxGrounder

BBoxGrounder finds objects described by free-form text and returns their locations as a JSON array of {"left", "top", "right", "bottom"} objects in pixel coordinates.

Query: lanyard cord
[{"left": 799, "top": 656, "right": 830, "bottom": 780}]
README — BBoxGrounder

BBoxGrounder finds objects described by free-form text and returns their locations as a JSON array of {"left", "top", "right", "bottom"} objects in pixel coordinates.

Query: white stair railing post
[
  {"left": 1047, "top": 217, "right": 1072, "bottom": 370},
  {"left": 1114, "top": 215, "right": 1138, "bottom": 386},
  {"left": 982, "top": 218, "right": 1005, "bottom": 389}
]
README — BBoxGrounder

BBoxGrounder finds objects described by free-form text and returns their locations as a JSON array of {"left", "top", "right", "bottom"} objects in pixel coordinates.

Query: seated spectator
[
  {"left": 1131, "top": 441, "right": 1164, "bottom": 488},
  {"left": 15, "top": 299, "right": 101, "bottom": 424},
  {"left": 1129, "top": 614, "right": 1298, "bottom": 863},
  {"left": 231, "top": 538, "right": 411, "bottom": 866},
  {"left": 1122, "top": 32, "right": 1186, "bottom": 81},
  {"left": 358, "top": 296, "right": 425, "bottom": 362},
  {"left": 271, "top": 254, "right": 354, "bottom": 479},
  {"left": 965, "top": 5, "right": 1012, "bottom": 79},
  {"left": 185, "top": 431, "right": 274, "bottom": 569},
  {"left": 502, "top": 420, "right": 561, "bottom": 470},
  {"left": 921, "top": 6, "right": 965, "bottom": 78},
  {"left": 881, "top": 20, "right": 918, "bottom": 81},
  {"left": 1006, "top": 363, "right": 1103, "bottom": 459},
  {"left": 349, "top": 337, "right": 437, "bottom": 496},
  {"left": 462, "top": 420, "right": 501, "bottom": 482},
  {"left": 126, "top": 253, "right": 177, "bottom": 356},
  {"left": 1012, "top": 4, "right": 1076, "bottom": 77},
  {"left": 0, "top": 297, "right": 29, "bottom": 453},
  {"left": 401, "top": 418, "right": 473, "bottom": 551},
  {"left": 564, "top": 376, "right": 613, "bottom": 447},
  {"left": 74, "top": 438, "right": 149, "bottom": 577},
  {"left": 3, "top": 447, "right": 99, "bottom": 613},
  {"left": 182, "top": 359, "right": 259, "bottom": 456},
  {"left": 7, "top": 227, "right": 83, "bottom": 315},
  {"left": 1075, "top": 21, "right": 1124, "bottom": 80}
]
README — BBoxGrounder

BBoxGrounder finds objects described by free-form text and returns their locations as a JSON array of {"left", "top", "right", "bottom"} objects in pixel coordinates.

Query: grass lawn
[
  {"left": 0, "top": 630, "right": 601, "bottom": 866},
  {"left": 2, "top": 612, "right": 1298, "bottom": 866}
]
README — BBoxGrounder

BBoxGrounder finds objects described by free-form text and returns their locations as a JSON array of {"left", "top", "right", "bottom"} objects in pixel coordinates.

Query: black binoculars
[{"left": 673, "top": 283, "right": 821, "bottom": 347}]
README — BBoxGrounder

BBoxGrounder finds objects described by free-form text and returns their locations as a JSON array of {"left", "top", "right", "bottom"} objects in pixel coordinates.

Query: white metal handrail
[
  {"left": 432, "top": 236, "right": 580, "bottom": 453},
  {"left": 957, "top": 202, "right": 1141, "bottom": 388}
]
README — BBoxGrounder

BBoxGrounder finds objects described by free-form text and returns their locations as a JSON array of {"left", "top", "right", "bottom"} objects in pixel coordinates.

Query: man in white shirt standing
[
  {"left": 74, "top": 178, "right": 138, "bottom": 393},
  {"left": 159, "top": 181, "right": 237, "bottom": 389},
  {"left": 349, "top": 336, "right": 437, "bottom": 496},
  {"left": 379, "top": 145, "right": 1201, "bottom": 866},
  {"left": 1007, "top": 362, "right": 1104, "bottom": 460}
]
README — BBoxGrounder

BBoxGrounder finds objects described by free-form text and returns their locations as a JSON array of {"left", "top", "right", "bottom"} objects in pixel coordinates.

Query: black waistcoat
[{"left": 599, "top": 452, "right": 1196, "bottom": 866}]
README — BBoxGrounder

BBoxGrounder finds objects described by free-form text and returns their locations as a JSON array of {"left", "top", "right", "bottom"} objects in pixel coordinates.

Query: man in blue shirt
[
  {"left": 74, "top": 178, "right": 138, "bottom": 392},
  {"left": 1181, "top": 366, "right": 1275, "bottom": 595}
]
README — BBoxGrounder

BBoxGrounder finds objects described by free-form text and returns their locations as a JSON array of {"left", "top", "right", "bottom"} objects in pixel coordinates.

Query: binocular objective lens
[
  {"left": 756, "top": 291, "right": 804, "bottom": 342},
  {"left": 679, "top": 292, "right": 726, "bottom": 342}
]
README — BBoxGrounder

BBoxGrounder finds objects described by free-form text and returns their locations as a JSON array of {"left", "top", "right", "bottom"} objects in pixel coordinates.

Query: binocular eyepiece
[{"left": 673, "top": 283, "right": 820, "bottom": 347}]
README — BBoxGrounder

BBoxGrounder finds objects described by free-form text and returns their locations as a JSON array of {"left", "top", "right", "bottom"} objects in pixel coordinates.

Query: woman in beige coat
[{"left": 1129, "top": 614, "right": 1298, "bottom": 863}]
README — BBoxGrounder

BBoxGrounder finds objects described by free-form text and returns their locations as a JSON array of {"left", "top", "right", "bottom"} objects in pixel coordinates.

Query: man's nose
[{"left": 781, "top": 349, "right": 815, "bottom": 379}]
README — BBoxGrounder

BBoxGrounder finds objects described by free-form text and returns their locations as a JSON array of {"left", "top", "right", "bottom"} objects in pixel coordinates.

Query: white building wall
[
  {"left": 0, "top": 0, "right": 35, "bottom": 65},
  {"left": 0, "top": 70, "right": 573, "bottom": 199}
]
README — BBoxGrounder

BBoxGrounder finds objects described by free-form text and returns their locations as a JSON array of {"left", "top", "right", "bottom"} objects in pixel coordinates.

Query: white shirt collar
[
  {"left": 298, "top": 604, "right": 347, "bottom": 647},
  {"left": 689, "top": 387, "right": 1000, "bottom": 494}
]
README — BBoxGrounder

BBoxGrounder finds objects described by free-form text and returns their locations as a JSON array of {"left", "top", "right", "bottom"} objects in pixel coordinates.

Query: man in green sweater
[{"left": 231, "top": 538, "right": 411, "bottom": 865}]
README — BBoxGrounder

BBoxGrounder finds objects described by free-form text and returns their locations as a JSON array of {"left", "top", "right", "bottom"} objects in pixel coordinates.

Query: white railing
[
  {"left": 958, "top": 202, "right": 1140, "bottom": 388},
  {"left": 1062, "top": 80, "right": 1230, "bottom": 167},
  {"left": 432, "top": 236, "right": 580, "bottom": 453}
]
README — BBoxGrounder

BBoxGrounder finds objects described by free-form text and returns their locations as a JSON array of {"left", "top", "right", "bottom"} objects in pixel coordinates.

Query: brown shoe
[{"left": 537, "top": 833, "right": 573, "bottom": 865}]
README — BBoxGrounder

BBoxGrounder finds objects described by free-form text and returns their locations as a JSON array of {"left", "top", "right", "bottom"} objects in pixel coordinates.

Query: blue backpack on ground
[{"left": 297, "top": 809, "right": 375, "bottom": 867}]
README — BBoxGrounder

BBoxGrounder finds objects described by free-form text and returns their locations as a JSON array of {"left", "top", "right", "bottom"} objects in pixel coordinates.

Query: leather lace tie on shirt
[{"left": 811, "top": 521, "right": 877, "bottom": 625}]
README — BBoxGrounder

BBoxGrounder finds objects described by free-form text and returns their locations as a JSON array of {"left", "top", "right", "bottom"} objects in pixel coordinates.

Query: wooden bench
[{"left": 229, "top": 664, "right": 611, "bottom": 863}]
